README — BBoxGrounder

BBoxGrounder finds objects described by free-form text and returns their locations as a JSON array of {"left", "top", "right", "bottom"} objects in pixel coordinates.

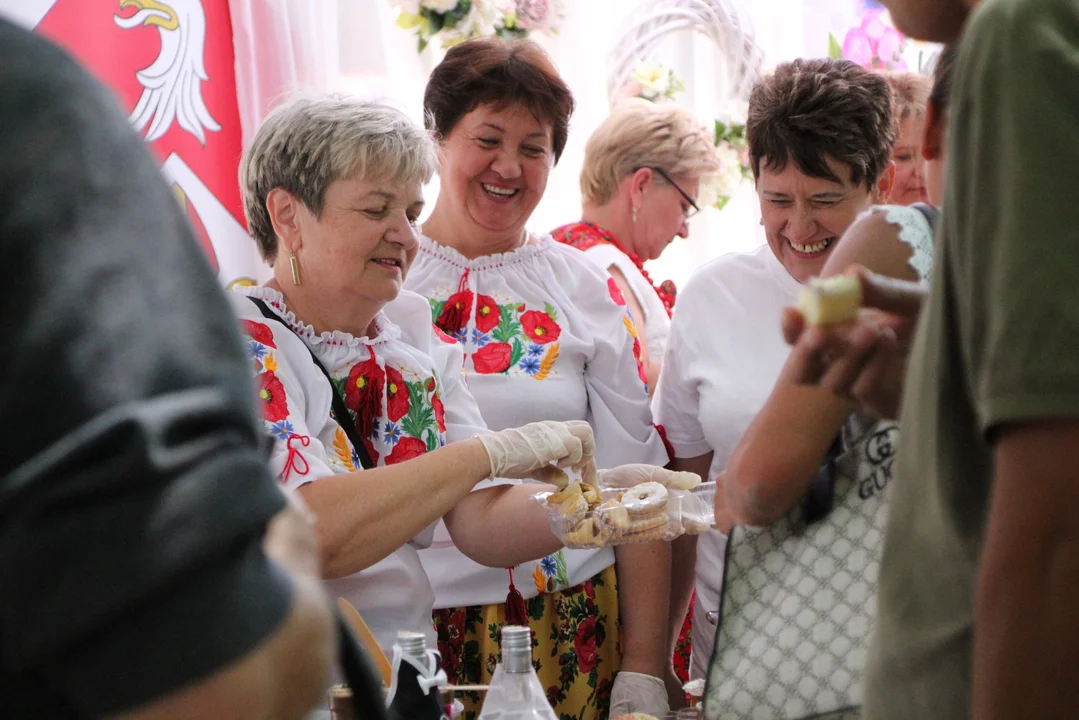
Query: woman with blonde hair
[
  {"left": 884, "top": 71, "right": 932, "bottom": 205},
  {"left": 552, "top": 99, "right": 722, "bottom": 391}
]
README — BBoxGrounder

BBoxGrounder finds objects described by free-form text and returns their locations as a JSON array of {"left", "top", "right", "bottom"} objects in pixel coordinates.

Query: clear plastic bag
[{"left": 533, "top": 481, "right": 716, "bottom": 549}]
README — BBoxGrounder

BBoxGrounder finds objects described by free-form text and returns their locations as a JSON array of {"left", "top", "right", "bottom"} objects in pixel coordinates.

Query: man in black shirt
[{"left": 0, "top": 19, "right": 334, "bottom": 718}]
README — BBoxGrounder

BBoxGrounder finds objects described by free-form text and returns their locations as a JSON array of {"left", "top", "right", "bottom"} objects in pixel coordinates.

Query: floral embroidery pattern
[
  {"left": 623, "top": 315, "right": 648, "bottom": 387},
  {"left": 257, "top": 371, "right": 289, "bottom": 422},
  {"left": 532, "top": 551, "right": 571, "bottom": 594},
  {"left": 430, "top": 295, "right": 562, "bottom": 379},
  {"left": 333, "top": 427, "right": 359, "bottom": 472}
]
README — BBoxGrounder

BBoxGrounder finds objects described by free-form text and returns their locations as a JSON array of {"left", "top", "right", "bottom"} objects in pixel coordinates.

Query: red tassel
[{"left": 505, "top": 568, "right": 528, "bottom": 626}]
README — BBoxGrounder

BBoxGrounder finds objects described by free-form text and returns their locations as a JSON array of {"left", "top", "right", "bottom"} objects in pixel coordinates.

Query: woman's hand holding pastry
[
  {"left": 599, "top": 463, "right": 702, "bottom": 490},
  {"left": 476, "top": 420, "right": 595, "bottom": 481}
]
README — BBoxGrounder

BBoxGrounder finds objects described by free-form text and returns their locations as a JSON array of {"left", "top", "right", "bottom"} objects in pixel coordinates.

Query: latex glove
[
  {"left": 610, "top": 671, "right": 669, "bottom": 718},
  {"left": 477, "top": 420, "right": 595, "bottom": 480},
  {"left": 599, "top": 463, "right": 702, "bottom": 491}
]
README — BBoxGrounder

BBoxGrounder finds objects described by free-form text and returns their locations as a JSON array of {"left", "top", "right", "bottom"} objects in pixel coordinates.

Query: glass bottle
[
  {"left": 386, "top": 631, "right": 446, "bottom": 720},
  {"left": 477, "top": 626, "right": 557, "bottom": 719}
]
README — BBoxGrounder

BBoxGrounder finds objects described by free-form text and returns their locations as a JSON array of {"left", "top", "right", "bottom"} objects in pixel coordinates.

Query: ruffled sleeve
[
  {"left": 573, "top": 257, "right": 670, "bottom": 469},
  {"left": 230, "top": 294, "right": 339, "bottom": 492}
]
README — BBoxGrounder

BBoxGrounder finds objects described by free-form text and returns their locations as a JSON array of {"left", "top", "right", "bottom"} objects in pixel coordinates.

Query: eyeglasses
[{"left": 644, "top": 166, "right": 700, "bottom": 220}]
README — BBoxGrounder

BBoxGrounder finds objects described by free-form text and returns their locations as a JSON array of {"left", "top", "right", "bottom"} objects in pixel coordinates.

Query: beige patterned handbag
[{"left": 703, "top": 416, "right": 898, "bottom": 719}]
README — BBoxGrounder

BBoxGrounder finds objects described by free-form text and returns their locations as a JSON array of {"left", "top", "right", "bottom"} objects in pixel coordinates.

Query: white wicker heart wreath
[{"left": 607, "top": 0, "right": 764, "bottom": 107}]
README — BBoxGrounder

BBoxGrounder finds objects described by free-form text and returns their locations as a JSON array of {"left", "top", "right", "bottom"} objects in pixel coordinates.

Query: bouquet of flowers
[
  {"left": 828, "top": 7, "right": 908, "bottom": 71},
  {"left": 393, "top": 0, "right": 563, "bottom": 53},
  {"left": 625, "top": 61, "right": 686, "bottom": 103},
  {"left": 701, "top": 102, "right": 753, "bottom": 211}
]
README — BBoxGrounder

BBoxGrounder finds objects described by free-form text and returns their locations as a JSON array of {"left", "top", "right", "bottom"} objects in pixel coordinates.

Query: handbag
[{"left": 702, "top": 414, "right": 899, "bottom": 719}]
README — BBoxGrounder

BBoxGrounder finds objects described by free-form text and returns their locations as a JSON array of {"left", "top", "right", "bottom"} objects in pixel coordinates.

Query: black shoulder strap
[
  {"left": 911, "top": 202, "right": 939, "bottom": 232},
  {"left": 248, "top": 297, "right": 375, "bottom": 470}
]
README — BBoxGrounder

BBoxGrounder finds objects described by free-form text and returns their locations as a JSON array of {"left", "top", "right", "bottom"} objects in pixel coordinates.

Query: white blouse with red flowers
[
  {"left": 405, "top": 234, "right": 669, "bottom": 607},
  {"left": 230, "top": 285, "right": 505, "bottom": 654}
]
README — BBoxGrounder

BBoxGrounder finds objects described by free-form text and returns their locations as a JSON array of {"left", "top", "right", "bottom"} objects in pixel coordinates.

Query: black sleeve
[{"left": 0, "top": 20, "right": 293, "bottom": 716}]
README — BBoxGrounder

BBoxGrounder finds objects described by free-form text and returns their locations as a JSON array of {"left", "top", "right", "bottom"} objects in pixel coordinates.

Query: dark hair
[
  {"left": 928, "top": 44, "right": 958, "bottom": 114},
  {"left": 423, "top": 37, "right": 574, "bottom": 162},
  {"left": 747, "top": 58, "right": 896, "bottom": 190}
]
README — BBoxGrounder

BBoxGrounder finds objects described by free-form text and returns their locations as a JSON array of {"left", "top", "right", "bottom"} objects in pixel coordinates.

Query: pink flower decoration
[
  {"left": 860, "top": 9, "right": 888, "bottom": 40},
  {"left": 877, "top": 27, "right": 905, "bottom": 65},
  {"left": 842, "top": 30, "right": 875, "bottom": 67},
  {"left": 516, "top": 0, "right": 551, "bottom": 31}
]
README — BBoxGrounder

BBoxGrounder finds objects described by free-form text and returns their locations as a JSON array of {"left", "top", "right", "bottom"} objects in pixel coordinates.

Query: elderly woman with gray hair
[{"left": 229, "top": 96, "right": 694, "bottom": 671}]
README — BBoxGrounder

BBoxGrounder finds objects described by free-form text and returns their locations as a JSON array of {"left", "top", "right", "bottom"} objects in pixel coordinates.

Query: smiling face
[
  {"left": 888, "top": 114, "right": 929, "bottom": 205},
  {"left": 436, "top": 103, "right": 554, "bottom": 249},
  {"left": 291, "top": 175, "right": 424, "bottom": 309},
  {"left": 633, "top": 171, "right": 699, "bottom": 261},
  {"left": 758, "top": 158, "right": 875, "bottom": 283}
]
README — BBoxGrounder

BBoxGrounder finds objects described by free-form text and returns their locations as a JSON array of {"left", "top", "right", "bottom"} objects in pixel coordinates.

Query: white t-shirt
[
  {"left": 579, "top": 243, "right": 672, "bottom": 360},
  {"left": 407, "top": 234, "right": 669, "bottom": 607},
  {"left": 231, "top": 286, "right": 507, "bottom": 654},
  {"left": 652, "top": 243, "right": 802, "bottom": 679}
]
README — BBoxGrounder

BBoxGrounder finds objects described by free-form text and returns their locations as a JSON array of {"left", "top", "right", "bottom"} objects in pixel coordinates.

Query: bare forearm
[
  {"left": 616, "top": 541, "right": 672, "bottom": 677},
  {"left": 725, "top": 369, "right": 851, "bottom": 526},
  {"left": 973, "top": 527, "right": 1079, "bottom": 717},
  {"left": 668, "top": 535, "right": 698, "bottom": 658},
  {"left": 299, "top": 438, "right": 490, "bottom": 578},
  {"left": 446, "top": 483, "right": 562, "bottom": 567}
]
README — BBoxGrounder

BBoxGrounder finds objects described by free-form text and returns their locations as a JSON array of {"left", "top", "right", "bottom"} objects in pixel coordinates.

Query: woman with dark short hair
[
  {"left": 408, "top": 37, "right": 677, "bottom": 719},
  {"left": 652, "top": 58, "right": 897, "bottom": 690}
]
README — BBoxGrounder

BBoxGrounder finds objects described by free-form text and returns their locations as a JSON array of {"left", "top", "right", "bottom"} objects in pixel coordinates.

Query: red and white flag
[{"left": 0, "top": 0, "right": 266, "bottom": 288}]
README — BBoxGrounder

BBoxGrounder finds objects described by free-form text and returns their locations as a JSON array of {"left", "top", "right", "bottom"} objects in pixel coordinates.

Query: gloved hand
[
  {"left": 477, "top": 420, "right": 595, "bottom": 480},
  {"left": 610, "top": 671, "right": 670, "bottom": 718},
  {"left": 599, "top": 463, "right": 702, "bottom": 490}
]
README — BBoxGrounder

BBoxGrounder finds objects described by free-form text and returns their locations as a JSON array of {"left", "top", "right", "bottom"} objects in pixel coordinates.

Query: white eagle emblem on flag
[{"left": 115, "top": 0, "right": 220, "bottom": 145}]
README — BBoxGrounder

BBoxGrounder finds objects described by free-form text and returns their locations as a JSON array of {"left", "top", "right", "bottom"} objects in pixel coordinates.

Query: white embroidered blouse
[
  {"left": 406, "top": 234, "right": 670, "bottom": 607},
  {"left": 230, "top": 285, "right": 505, "bottom": 653}
]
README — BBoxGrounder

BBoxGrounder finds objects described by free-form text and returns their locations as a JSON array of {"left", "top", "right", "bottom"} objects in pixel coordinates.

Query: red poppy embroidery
[
  {"left": 432, "top": 391, "right": 446, "bottom": 432},
  {"left": 520, "top": 310, "right": 561, "bottom": 345},
  {"left": 386, "top": 436, "right": 427, "bottom": 465},
  {"left": 257, "top": 371, "right": 289, "bottom": 423},
  {"left": 433, "top": 324, "right": 457, "bottom": 344},
  {"left": 435, "top": 289, "right": 474, "bottom": 334},
  {"left": 386, "top": 366, "right": 410, "bottom": 422},
  {"left": 426, "top": 377, "right": 437, "bottom": 392},
  {"left": 606, "top": 277, "right": 626, "bottom": 307},
  {"left": 345, "top": 354, "right": 385, "bottom": 440},
  {"left": 472, "top": 342, "right": 514, "bottom": 374},
  {"left": 242, "top": 320, "right": 277, "bottom": 348},
  {"left": 475, "top": 294, "right": 502, "bottom": 333}
]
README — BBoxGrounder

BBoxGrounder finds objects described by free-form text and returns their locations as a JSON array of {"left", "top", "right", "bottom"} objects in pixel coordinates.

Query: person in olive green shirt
[{"left": 779, "top": 0, "right": 1079, "bottom": 717}]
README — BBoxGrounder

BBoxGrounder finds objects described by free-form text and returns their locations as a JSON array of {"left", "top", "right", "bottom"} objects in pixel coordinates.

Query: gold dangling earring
[
  {"left": 632, "top": 206, "right": 638, "bottom": 223},
  {"left": 289, "top": 253, "right": 302, "bottom": 286}
]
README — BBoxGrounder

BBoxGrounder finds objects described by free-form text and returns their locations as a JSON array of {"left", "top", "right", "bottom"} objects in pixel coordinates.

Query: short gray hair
[{"left": 240, "top": 96, "right": 437, "bottom": 263}]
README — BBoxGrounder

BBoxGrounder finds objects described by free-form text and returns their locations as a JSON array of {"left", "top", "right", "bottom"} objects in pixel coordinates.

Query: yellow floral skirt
[{"left": 433, "top": 565, "right": 621, "bottom": 720}]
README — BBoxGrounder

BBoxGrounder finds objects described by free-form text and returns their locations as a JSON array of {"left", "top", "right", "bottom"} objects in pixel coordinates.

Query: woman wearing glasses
[
  {"left": 406, "top": 38, "right": 678, "bottom": 719},
  {"left": 552, "top": 100, "right": 720, "bottom": 394}
]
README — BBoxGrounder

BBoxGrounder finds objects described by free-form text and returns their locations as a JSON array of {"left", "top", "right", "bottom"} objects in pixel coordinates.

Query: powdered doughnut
[{"left": 621, "top": 482, "right": 668, "bottom": 517}]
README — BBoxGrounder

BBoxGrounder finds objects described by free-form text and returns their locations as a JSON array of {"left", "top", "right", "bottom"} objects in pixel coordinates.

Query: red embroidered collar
[{"left": 551, "top": 221, "right": 676, "bottom": 317}]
